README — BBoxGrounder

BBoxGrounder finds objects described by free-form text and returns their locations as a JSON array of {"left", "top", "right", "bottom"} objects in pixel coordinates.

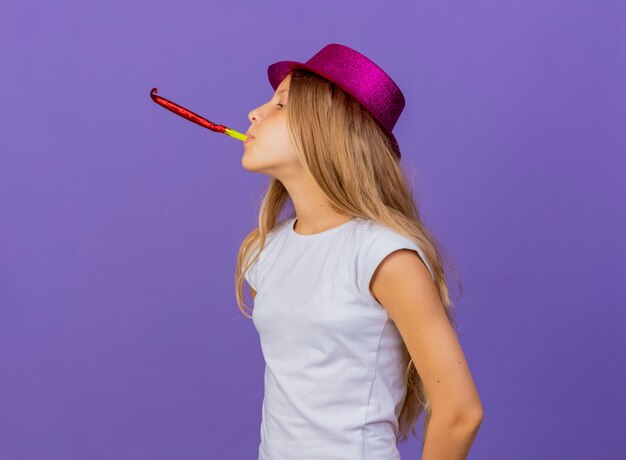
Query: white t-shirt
[{"left": 245, "top": 216, "right": 434, "bottom": 460}]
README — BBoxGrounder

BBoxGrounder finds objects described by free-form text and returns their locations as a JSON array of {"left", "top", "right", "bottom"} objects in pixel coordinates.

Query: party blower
[{"left": 149, "top": 87, "right": 248, "bottom": 142}]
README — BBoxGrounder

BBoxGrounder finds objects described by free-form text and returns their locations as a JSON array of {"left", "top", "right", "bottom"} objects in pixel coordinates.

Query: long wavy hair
[{"left": 235, "top": 67, "right": 462, "bottom": 445}]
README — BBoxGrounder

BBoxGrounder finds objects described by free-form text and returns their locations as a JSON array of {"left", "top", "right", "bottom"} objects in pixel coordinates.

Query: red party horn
[{"left": 149, "top": 87, "right": 247, "bottom": 142}]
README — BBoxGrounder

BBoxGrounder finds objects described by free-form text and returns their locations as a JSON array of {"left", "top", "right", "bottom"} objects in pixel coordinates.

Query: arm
[{"left": 370, "top": 249, "right": 483, "bottom": 460}]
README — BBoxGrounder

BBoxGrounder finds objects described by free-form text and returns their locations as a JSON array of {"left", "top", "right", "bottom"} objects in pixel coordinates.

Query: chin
[{"left": 241, "top": 150, "right": 264, "bottom": 173}]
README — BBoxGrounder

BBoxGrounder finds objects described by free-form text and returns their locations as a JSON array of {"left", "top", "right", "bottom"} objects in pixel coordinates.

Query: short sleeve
[
  {"left": 359, "top": 228, "right": 435, "bottom": 297},
  {"left": 244, "top": 257, "right": 259, "bottom": 291}
]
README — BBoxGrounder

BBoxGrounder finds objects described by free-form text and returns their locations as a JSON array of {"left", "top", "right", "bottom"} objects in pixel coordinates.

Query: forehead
[
  {"left": 275, "top": 74, "right": 291, "bottom": 94},
  {"left": 274, "top": 87, "right": 289, "bottom": 99}
]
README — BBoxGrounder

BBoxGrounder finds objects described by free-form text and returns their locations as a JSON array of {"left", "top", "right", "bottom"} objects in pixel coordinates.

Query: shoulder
[
  {"left": 254, "top": 219, "right": 291, "bottom": 263},
  {"left": 353, "top": 219, "right": 434, "bottom": 301},
  {"left": 353, "top": 218, "right": 425, "bottom": 258},
  {"left": 362, "top": 224, "right": 436, "bottom": 306},
  {"left": 354, "top": 219, "right": 435, "bottom": 293},
  {"left": 244, "top": 219, "right": 291, "bottom": 292},
  {"left": 260, "top": 218, "right": 291, "bottom": 247},
  {"left": 349, "top": 218, "right": 398, "bottom": 248},
  {"left": 351, "top": 218, "right": 415, "bottom": 244}
]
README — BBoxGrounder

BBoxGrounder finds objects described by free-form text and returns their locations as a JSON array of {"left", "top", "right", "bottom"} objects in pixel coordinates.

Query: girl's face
[{"left": 242, "top": 74, "right": 296, "bottom": 175}]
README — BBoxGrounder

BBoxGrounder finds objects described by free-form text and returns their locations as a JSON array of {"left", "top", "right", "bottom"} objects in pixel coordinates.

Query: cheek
[
  {"left": 243, "top": 116, "right": 295, "bottom": 166},
  {"left": 243, "top": 131, "right": 286, "bottom": 162},
  {"left": 264, "top": 118, "right": 292, "bottom": 155},
  {"left": 275, "top": 127, "right": 292, "bottom": 153}
]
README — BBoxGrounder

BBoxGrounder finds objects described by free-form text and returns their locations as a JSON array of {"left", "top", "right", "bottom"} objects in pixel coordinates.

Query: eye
[{"left": 276, "top": 103, "right": 285, "bottom": 109}]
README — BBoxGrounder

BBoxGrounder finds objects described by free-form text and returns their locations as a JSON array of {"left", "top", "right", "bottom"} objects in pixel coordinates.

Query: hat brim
[
  {"left": 267, "top": 60, "right": 302, "bottom": 91},
  {"left": 266, "top": 60, "right": 402, "bottom": 156}
]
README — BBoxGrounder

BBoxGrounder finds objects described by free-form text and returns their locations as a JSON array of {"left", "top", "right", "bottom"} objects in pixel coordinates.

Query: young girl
[{"left": 236, "top": 44, "right": 482, "bottom": 460}]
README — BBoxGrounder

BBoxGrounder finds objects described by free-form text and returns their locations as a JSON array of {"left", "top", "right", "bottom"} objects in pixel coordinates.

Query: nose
[
  {"left": 247, "top": 113, "right": 259, "bottom": 140},
  {"left": 248, "top": 107, "right": 259, "bottom": 124}
]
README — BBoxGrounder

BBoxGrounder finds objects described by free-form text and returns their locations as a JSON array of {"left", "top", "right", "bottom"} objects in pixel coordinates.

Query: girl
[{"left": 235, "top": 44, "right": 482, "bottom": 460}]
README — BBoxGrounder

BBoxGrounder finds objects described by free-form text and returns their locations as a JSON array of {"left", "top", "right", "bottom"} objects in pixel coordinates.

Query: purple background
[{"left": 1, "top": 1, "right": 624, "bottom": 459}]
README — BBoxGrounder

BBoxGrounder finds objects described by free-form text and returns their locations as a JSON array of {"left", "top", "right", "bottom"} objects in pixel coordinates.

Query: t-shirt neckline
[{"left": 288, "top": 216, "right": 357, "bottom": 240}]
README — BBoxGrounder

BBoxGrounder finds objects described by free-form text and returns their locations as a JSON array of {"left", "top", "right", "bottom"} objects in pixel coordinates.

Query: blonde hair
[{"left": 235, "top": 68, "right": 462, "bottom": 445}]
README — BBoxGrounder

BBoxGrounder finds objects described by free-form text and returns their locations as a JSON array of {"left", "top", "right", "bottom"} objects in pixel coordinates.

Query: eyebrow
[{"left": 276, "top": 89, "right": 289, "bottom": 95}]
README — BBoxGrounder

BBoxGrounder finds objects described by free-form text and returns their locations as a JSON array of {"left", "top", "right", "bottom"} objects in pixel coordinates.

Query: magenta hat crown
[{"left": 267, "top": 43, "right": 406, "bottom": 157}]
